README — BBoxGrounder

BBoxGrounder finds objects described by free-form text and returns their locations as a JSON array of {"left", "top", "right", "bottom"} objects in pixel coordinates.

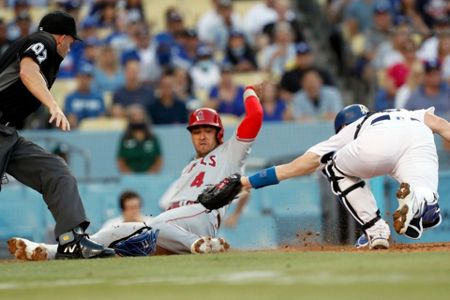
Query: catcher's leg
[
  {"left": 150, "top": 204, "right": 226, "bottom": 254},
  {"left": 322, "top": 160, "right": 390, "bottom": 249},
  {"left": 390, "top": 136, "right": 441, "bottom": 238}
]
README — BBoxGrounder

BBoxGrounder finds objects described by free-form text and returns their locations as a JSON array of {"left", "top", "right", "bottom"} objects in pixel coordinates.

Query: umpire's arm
[{"left": 20, "top": 57, "right": 70, "bottom": 131}]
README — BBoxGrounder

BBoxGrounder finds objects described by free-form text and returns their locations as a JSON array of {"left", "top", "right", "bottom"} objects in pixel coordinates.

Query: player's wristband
[{"left": 248, "top": 166, "right": 279, "bottom": 189}]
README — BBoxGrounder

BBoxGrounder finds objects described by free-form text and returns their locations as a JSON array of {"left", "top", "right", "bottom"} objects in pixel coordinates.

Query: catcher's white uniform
[{"left": 308, "top": 108, "right": 439, "bottom": 224}]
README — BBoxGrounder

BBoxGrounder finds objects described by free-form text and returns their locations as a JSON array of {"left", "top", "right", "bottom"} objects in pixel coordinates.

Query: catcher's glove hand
[{"left": 197, "top": 173, "right": 242, "bottom": 210}]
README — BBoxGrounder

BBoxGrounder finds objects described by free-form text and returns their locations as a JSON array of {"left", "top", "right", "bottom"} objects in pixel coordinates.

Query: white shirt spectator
[
  {"left": 260, "top": 43, "right": 296, "bottom": 77},
  {"left": 190, "top": 60, "right": 221, "bottom": 94},
  {"left": 197, "top": 8, "right": 243, "bottom": 50},
  {"left": 243, "top": 1, "right": 278, "bottom": 36}
]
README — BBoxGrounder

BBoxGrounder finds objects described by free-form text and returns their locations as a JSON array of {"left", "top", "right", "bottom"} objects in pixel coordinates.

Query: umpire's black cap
[{"left": 38, "top": 11, "right": 82, "bottom": 41}]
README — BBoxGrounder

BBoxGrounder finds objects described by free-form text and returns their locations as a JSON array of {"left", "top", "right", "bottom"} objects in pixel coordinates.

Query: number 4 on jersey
[{"left": 191, "top": 171, "right": 205, "bottom": 187}]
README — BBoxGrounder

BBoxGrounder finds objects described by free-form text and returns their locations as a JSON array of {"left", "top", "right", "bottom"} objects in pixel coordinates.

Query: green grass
[{"left": 1, "top": 251, "right": 449, "bottom": 300}]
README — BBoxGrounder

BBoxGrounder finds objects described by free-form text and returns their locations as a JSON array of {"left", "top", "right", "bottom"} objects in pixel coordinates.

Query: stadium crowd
[{"left": 0, "top": 0, "right": 449, "bottom": 161}]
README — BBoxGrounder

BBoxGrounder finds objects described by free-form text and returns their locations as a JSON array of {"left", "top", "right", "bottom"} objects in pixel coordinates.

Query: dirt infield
[{"left": 279, "top": 242, "right": 450, "bottom": 253}]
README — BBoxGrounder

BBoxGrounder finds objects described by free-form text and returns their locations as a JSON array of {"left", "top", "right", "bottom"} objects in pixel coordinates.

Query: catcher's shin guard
[{"left": 321, "top": 157, "right": 388, "bottom": 248}]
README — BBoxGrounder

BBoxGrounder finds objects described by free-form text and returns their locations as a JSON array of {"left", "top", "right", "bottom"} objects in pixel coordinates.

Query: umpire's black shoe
[{"left": 55, "top": 227, "right": 116, "bottom": 259}]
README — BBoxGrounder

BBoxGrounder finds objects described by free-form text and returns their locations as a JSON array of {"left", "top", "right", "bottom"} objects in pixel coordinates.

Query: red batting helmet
[{"left": 187, "top": 108, "right": 224, "bottom": 144}]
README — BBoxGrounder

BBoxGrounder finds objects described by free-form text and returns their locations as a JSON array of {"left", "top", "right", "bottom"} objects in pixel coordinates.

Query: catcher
[
  {"left": 199, "top": 105, "right": 450, "bottom": 249},
  {"left": 9, "top": 85, "right": 263, "bottom": 259}
]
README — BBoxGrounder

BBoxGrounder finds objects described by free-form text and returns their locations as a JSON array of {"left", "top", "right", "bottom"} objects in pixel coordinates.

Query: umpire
[{"left": 0, "top": 11, "right": 114, "bottom": 259}]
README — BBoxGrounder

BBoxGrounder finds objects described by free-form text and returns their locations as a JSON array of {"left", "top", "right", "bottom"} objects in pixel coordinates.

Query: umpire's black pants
[{"left": 0, "top": 124, "right": 89, "bottom": 238}]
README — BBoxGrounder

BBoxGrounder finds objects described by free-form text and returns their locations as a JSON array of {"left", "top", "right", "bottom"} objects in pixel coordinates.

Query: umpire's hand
[{"left": 49, "top": 105, "right": 71, "bottom": 131}]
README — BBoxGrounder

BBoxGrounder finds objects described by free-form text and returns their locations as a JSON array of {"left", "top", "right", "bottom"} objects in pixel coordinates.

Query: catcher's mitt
[{"left": 197, "top": 173, "right": 242, "bottom": 210}]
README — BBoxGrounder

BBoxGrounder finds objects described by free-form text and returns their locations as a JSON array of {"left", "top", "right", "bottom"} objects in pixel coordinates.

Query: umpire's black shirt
[{"left": 0, "top": 31, "right": 63, "bottom": 126}]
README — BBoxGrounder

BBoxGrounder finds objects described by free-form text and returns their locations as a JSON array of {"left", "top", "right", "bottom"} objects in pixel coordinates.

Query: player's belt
[{"left": 371, "top": 115, "right": 420, "bottom": 125}]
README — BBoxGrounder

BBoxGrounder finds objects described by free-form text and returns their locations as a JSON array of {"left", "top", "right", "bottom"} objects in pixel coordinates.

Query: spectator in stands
[
  {"left": 89, "top": 0, "right": 117, "bottom": 29},
  {"left": 362, "top": 1, "right": 393, "bottom": 68},
  {"left": 101, "top": 190, "right": 154, "bottom": 229},
  {"left": 391, "top": 0, "right": 430, "bottom": 35},
  {"left": 206, "top": 65, "right": 245, "bottom": 117},
  {"left": 92, "top": 44, "right": 125, "bottom": 95},
  {"left": 179, "top": 28, "right": 201, "bottom": 66},
  {"left": 223, "top": 30, "right": 258, "bottom": 72},
  {"left": 0, "top": 19, "right": 11, "bottom": 55},
  {"left": 259, "top": 21, "right": 296, "bottom": 77},
  {"left": 292, "top": 69, "right": 343, "bottom": 121},
  {"left": 149, "top": 72, "right": 189, "bottom": 125},
  {"left": 372, "top": 21, "right": 412, "bottom": 71},
  {"left": 173, "top": 67, "right": 195, "bottom": 102},
  {"left": 56, "top": 0, "right": 82, "bottom": 21},
  {"left": 64, "top": 64, "right": 106, "bottom": 129},
  {"left": 260, "top": 80, "right": 292, "bottom": 122},
  {"left": 243, "top": 0, "right": 278, "bottom": 44},
  {"left": 79, "top": 37, "right": 100, "bottom": 69},
  {"left": 117, "top": 105, "right": 163, "bottom": 174},
  {"left": 405, "top": 59, "right": 450, "bottom": 119},
  {"left": 374, "top": 75, "right": 397, "bottom": 111},
  {"left": 197, "top": 0, "right": 243, "bottom": 51},
  {"left": 395, "top": 61, "right": 424, "bottom": 108},
  {"left": 343, "top": 0, "right": 377, "bottom": 40},
  {"left": 262, "top": 0, "right": 304, "bottom": 45},
  {"left": 386, "top": 38, "right": 419, "bottom": 89},
  {"left": 280, "top": 42, "right": 334, "bottom": 101},
  {"left": 6, "top": 0, "right": 31, "bottom": 41},
  {"left": 104, "top": 12, "right": 138, "bottom": 57},
  {"left": 128, "top": 23, "right": 161, "bottom": 86},
  {"left": 418, "top": 17, "right": 450, "bottom": 62},
  {"left": 189, "top": 45, "right": 221, "bottom": 94},
  {"left": 123, "top": 0, "right": 146, "bottom": 23},
  {"left": 154, "top": 7, "right": 187, "bottom": 69},
  {"left": 438, "top": 33, "right": 450, "bottom": 82},
  {"left": 14, "top": 10, "right": 32, "bottom": 40},
  {"left": 111, "top": 57, "right": 154, "bottom": 118}
]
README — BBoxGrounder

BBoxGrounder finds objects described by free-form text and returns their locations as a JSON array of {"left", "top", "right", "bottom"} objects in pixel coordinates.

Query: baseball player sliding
[
  {"left": 9, "top": 85, "right": 263, "bottom": 259},
  {"left": 199, "top": 105, "right": 450, "bottom": 250}
]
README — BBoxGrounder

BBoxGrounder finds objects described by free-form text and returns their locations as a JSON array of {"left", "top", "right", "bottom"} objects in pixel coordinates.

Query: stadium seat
[{"left": 79, "top": 117, "right": 127, "bottom": 131}]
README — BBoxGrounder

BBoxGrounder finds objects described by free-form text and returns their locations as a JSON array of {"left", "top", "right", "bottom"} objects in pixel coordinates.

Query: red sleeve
[{"left": 236, "top": 86, "right": 263, "bottom": 140}]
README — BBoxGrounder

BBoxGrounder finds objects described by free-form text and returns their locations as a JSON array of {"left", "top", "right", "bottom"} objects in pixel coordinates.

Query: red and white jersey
[
  {"left": 159, "top": 131, "right": 253, "bottom": 211},
  {"left": 307, "top": 108, "right": 434, "bottom": 158}
]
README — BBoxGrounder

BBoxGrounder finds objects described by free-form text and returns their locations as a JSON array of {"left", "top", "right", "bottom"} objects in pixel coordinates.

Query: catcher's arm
[
  {"left": 424, "top": 111, "right": 450, "bottom": 142},
  {"left": 241, "top": 151, "right": 321, "bottom": 189}
]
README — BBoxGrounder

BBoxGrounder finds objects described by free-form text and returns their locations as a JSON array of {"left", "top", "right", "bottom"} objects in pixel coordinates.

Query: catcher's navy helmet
[
  {"left": 113, "top": 227, "right": 159, "bottom": 257},
  {"left": 187, "top": 108, "right": 224, "bottom": 144},
  {"left": 334, "top": 104, "right": 369, "bottom": 133}
]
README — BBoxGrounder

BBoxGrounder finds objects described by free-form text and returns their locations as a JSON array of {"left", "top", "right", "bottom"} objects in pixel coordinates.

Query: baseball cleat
[
  {"left": 365, "top": 219, "right": 390, "bottom": 250},
  {"left": 403, "top": 201, "right": 442, "bottom": 239},
  {"left": 354, "top": 234, "right": 369, "bottom": 249},
  {"left": 191, "top": 236, "right": 230, "bottom": 254},
  {"left": 393, "top": 183, "right": 424, "bottom": 235},
  {"left": 56, "top": 228, "right": 116, "bottom": 259},
  {"left": 7, "top": 238, "right": 48, "bottom": 261}
]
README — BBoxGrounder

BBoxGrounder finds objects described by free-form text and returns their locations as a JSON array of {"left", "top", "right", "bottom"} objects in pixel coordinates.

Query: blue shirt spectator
[
  {"left": 292, "top": 69, "right": 343, "bottom": 121},
  {"left": 263, "top": 100, "right": 287, "bottom": 122},
  {"left": 92, "top": 45, "right": 125, "bottom": 95},
  {"left": 64, "top": 64, "right": 105, "bottom": 128},
  {"left": 405, "top": 60, "right": 450, "bottom": 119},
  {"left": 209, "top": 82, "right": 245, "bottom": 117},
  {"left": 112, "top": 58, "right": 155, "bottom": 117},
  {"left": 148, "top": 73, "right": 188, "bottom": 125}
]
